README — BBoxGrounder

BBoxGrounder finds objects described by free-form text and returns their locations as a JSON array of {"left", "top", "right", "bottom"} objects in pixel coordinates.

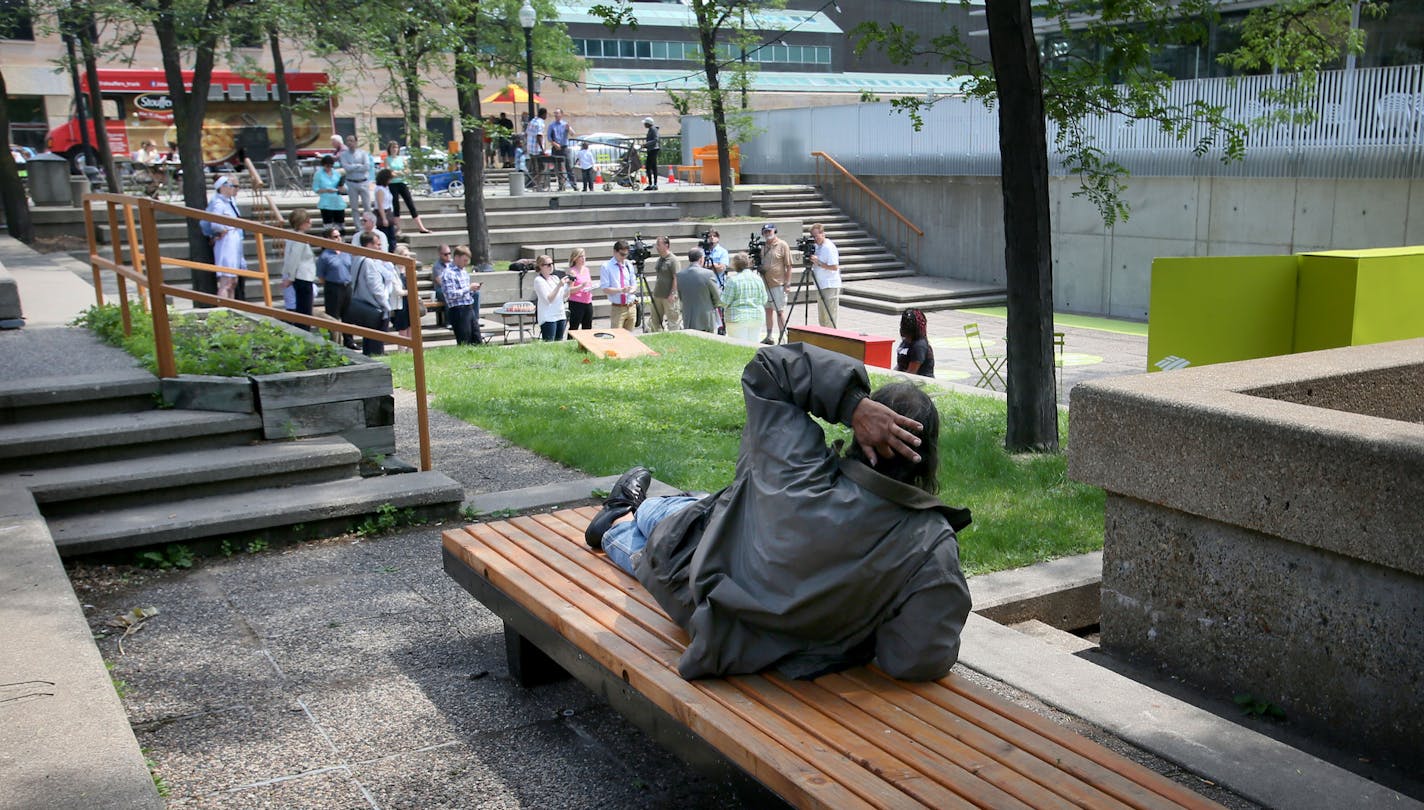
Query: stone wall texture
[{"left": 1070, "top": 338, "right": 1424, "bottom": 771}]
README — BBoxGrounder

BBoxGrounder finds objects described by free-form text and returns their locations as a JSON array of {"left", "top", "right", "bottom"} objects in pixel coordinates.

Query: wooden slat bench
[{"left": 443, "top": 509, "right": 1223, "bottom": 810}]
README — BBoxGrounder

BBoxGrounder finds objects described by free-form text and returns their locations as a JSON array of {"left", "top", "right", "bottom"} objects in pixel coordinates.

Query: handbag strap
[{"left": 351, "top": 257, "right": 368, "bottom": 299}]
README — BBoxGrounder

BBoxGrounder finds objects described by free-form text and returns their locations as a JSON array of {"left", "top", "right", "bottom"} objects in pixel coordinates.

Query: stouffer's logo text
[{"left": 135, "top": 94, "right": 174, "bottom": 112}]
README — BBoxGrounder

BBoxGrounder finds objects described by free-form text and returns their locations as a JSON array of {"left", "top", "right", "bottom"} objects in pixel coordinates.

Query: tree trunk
[
  {"left": 154, "top": 5, "right": 221, "bottom": 296},
  {"left": 79, "top": 9, "right": 118, "bottom": 193},
  {"left": 404, "top": 59, "right": 422, "bottom": 149},
  {"left": 454, "top": 36, "right": 490, "bottom": 267},
  {"left": 0, "top": 68, "right": 35, "bottom": 244},
  {"left": 698, "top": 24, "right": 734, "bottom": 217},
  {"left": 269, "top": 27, "right": 298, "bottom": 169},
  {"left": 62, "top": 33, "right": 92, "bottom": 173},
  {"left": 985, "top": 0, "right": 1058, "bottom": 452}
]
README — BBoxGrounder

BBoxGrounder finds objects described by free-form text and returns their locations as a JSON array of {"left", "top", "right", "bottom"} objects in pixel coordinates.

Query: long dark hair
[
  {"left": 900, "top": 308, "right": 928, "bottom": 341},
  {"left": 845, "top": 383, "right": 941, "bottom": 495}
]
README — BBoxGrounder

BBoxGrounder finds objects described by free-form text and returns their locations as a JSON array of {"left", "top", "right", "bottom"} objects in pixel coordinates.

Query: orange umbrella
[{"left": 481, "top": 83, "right": 545, "bottom": 118}]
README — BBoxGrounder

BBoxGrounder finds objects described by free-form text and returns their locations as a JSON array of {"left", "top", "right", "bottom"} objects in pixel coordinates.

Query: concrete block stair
[
  {"left": 1, "top": 370, "right": 462, "bottom": 557},
  {"left": 751, "top": 186, "right": 1006, "bottom": 312},
  {"left": 47, "top": 471, "right": 462, "bottom": 556}
]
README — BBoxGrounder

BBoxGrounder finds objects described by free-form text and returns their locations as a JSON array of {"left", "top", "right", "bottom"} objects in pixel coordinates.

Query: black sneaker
[
  {"left": 760, "top": 337, "right": 773, "bottom": 345},
  {"left": 584, "top": 503, "right": 631, "bottom": 551},
  {"left": 585, "top": 466, "right": 652, "bottom": 550},
  {"left": 607, "top": 466, "right": 651, "bottom": 511}
]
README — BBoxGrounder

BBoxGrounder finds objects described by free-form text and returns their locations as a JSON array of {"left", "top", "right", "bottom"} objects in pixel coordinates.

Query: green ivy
[{"left": 74, "top": 305, "right": 350, "bottom": 377}]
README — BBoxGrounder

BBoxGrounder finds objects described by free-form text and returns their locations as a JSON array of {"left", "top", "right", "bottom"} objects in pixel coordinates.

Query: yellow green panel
[
  {"left": 1147, "top": 256, "right": 1298, "bottom": 372},
  {"left": 1294, "top": 254, "right": 1359, "bottom": 353},
  {"left": 1351, "top": 251, "right": 1424, "bottom": 346}
]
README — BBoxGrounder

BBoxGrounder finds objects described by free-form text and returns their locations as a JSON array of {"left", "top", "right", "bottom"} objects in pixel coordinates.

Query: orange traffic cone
[
  {"left": 595, "top": 169, "right": 603, "bottom": 184},
  {"left": 636, "top": 168, "right": 647, "bottom": 187},
  {"left": 668, "top": 167, "right": 677, "bottom": 185}
]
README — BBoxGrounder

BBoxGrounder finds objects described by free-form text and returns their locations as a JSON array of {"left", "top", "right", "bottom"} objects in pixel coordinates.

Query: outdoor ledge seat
[{"left": 442, "top": 507, "right": 1223, "bottom": 810}]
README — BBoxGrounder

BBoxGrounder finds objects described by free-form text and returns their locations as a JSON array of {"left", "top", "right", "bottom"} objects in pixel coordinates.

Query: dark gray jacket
[
  {"left": 676, "top": 265, "right": 722, "bottom": 332},
  {"left": 635, "top": 344, "right": 972, "bottom": 680}
]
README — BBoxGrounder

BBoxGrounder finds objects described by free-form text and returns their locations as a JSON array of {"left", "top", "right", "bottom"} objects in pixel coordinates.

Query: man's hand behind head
[{"left": 852, "top": 397, "right": 922, "bottom": 466}]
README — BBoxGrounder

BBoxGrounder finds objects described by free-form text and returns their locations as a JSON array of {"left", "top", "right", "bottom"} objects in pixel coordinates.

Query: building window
[
  {"left": 573, "top": 37, "right": 823, "bottom": 64},
  {"left": 1, "top": 0, "right": 34, "bottom": 40}
]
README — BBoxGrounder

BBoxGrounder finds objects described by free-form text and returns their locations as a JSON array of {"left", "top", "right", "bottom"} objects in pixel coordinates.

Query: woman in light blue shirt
[{"left": 312, "top": 155, "right": 346, "bottom": 229}]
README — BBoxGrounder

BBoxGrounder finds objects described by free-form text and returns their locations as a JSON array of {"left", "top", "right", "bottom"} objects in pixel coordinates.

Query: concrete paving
[{"left": 7, "top": 217, "right": 1419, "bottom": 808}]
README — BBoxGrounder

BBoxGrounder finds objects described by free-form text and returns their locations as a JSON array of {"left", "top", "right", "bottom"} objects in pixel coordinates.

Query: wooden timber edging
[{"left": 442, "top": 507, "right": 1225, "bottom": 810}]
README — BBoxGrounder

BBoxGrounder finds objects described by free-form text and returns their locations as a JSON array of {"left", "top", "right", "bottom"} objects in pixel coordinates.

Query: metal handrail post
[{"left": 138, "top": 199, "right": 177, "bottom": 378}]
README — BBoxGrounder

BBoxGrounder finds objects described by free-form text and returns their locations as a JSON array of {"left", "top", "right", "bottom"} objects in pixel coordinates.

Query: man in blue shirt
[
  {"left": 315, "top": 225, "right": 355, "bottom": 349},
  {"left": 547, "top": 109, "right": 578, "bottom": 191},
  {"left": 439, "top": 245, "right": 484, "bottom": 345},
  {"left": 600, "top": 241, "right": 637, "bottom": 331}
]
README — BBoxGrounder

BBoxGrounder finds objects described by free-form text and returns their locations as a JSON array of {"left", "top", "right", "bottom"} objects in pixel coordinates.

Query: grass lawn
[{"left": 385, "top": 334, "right": 1104, "bottom": 575}]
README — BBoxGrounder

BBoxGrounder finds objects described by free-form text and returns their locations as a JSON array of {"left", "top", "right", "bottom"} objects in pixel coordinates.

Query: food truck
[{"left": 46, "top": 69, "right": 334, "bottom": 165}]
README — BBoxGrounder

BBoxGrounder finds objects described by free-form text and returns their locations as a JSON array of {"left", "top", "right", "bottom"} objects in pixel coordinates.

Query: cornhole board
[
  {"left": 569, "top": 328, "right": 659, "bottom": 359},
  {"left": 787, "top": 325, "right": 895, "bottom": 369}
]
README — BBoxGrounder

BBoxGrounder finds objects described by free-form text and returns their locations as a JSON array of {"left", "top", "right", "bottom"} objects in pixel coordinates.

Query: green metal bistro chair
[
  {"left": 964, "top": 322, "right": 1006, "bottom": 391},
  {"left": 1054, "top": 331, "right": 1066, "bottom": 401}
]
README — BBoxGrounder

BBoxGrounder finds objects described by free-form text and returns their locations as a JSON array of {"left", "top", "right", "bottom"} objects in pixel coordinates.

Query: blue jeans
[
  {"left": 603, "top": 495, "right": 700, "bottom": 576},
  {"left": 540, "top": 319, "right": 567, "bottom": 342}
]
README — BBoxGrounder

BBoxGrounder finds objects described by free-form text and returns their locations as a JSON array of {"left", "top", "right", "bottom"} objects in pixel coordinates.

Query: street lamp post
[{"left": 519, "top": 0, "right": 537, "bottom": 126}]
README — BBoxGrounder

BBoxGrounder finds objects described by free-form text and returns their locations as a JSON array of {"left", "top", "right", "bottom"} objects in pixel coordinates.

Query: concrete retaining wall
[
  {"left": 160, "top": 310, "right": 396, "bottom": 457},
  {"left": 749, "top": 173, "right": 1424, "bottom": 320},
  {"left": 1068, "top": 338, "right": 1424, "bottom": 772}
]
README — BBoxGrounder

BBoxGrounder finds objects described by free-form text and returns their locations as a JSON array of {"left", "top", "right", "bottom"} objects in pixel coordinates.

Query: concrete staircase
[
  {"left": 750, "top": 187, "right": 1008, "bottom": 314},
  {"left": 0, "top": 368, "right": 462, "bottom": 557}
]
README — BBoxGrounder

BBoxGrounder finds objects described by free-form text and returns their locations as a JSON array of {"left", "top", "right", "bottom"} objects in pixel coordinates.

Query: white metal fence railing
[{"left": 683, "top": 64, "right": 1424, "bottom": 179}]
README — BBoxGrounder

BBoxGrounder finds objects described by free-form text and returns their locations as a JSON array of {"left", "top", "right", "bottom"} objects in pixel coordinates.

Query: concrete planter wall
[
  {"left": 1068, "top": 339, "right": 1424, "bottom": 772},
  {"left": 159, "top": 309, "right": 395, "bottom": 457}
]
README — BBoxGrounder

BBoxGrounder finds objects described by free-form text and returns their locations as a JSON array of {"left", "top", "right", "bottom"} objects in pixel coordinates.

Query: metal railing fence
[
  {"left": 811, "top": 152, "right": 923, "bottom": 270},
  {"left": 82, "top": 192, "right": 434, "bottom": 471},
  {"left": 682, "top": 64, "right": 1424, "bottom": 179}
]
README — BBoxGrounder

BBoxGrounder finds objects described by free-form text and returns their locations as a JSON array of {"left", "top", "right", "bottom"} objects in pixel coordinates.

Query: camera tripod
[
  {"left": 630, "top": 259, "right": 674, "bottom": 332},
  {"left": 777, "top": 254, "right": 836, "bottom": 344}
]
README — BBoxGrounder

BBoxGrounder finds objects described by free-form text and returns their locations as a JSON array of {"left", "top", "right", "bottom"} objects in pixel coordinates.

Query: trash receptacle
[
  {"left": 26, "top": 153, "right": 71, "bottom": 206},
  {"left": 70, "top": 176, "right": 92, "bottom": 206},
  {"left": 508, "top": 170, "right": 524, "bottom": 197}
]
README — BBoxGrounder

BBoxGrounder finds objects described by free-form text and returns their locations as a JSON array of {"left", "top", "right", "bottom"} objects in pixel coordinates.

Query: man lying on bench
[{"left": 584, "top": 343, "right": 973, "bottom": 682}]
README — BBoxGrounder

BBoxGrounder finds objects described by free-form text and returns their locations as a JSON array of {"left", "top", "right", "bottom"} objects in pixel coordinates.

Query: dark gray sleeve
[
  {"left": 740, "top": 344, "right": 868, "bottom": 432},
  {"left": 874, "top": 536, "right": 970, "bottom": 681},
  {"left": 736, "top": 345, "right": 869, "bottom": 482}
]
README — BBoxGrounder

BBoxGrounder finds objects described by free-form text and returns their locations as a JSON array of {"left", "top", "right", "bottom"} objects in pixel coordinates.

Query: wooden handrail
[
  {"left": 82, "top": 192, "right": 433, "bottom": 472},
  {"left": 810, "top": 151, "right": 924, "bottom": 237}
]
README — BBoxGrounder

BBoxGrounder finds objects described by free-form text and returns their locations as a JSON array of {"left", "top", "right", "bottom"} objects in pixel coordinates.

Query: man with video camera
[
  {"left": 808, "top": 223, "right": 841, "bottom": 327},
  {"left": 701, "top": 229, "right": 729, "bottom": 280},
  {"left": 758, "top": 224, "right": 794, "bottom": 344}
]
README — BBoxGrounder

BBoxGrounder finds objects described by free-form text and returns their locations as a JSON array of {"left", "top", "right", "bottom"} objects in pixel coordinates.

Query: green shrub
[{"left": 74, "top": 304, "right": 350, "bottom": 377}]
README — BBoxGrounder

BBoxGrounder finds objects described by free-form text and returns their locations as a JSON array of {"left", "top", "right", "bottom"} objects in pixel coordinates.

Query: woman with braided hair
[{"left": 896, "top": 308, "right": 935, "bottom": 377}]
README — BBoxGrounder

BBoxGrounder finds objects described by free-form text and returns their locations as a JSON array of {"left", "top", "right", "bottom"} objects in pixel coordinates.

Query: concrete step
[
  {"left": 0, "top": 410, "right": 263, "bottom": 472},
  {"left": 848, "top": 280, "right": 1007, "bottom": 303},
  {"left": 751, "top": 204, "right": 844, "bottom": 216},
  {"left": 839, "top": 290, "right": 1008, "bottom": 315},
  {"left": 49, "top": 469, "right": 464, "bottom": 556},
  {"left": 22, "top": 436, "right": 362, "bottom": 517},
  {"left": 0, "top": 369, "right": 158, "bottom": 425}
]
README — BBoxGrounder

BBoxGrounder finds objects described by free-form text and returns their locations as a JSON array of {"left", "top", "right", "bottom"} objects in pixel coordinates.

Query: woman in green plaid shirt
[{"left": 722, "top": 252, "right": 769, "bottom": 343}]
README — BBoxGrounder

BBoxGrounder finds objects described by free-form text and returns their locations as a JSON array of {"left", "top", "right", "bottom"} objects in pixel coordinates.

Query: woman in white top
[
  {"left": 532, "top": 254, "right": 572, "bottom": 341},
  {"left": 379, "top": 246, "right": 409, "bottom": 339},
  {"left": 374, "top": 168, "right": 398, "bottom": 253},
  {"left": 280, "top": 208, "right": 317, "bottom": 328}
]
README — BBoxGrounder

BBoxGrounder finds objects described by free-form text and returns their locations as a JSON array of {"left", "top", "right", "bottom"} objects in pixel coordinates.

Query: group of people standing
[{"left": 314, "top": 134, "right": 433, "bottom": 239}]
